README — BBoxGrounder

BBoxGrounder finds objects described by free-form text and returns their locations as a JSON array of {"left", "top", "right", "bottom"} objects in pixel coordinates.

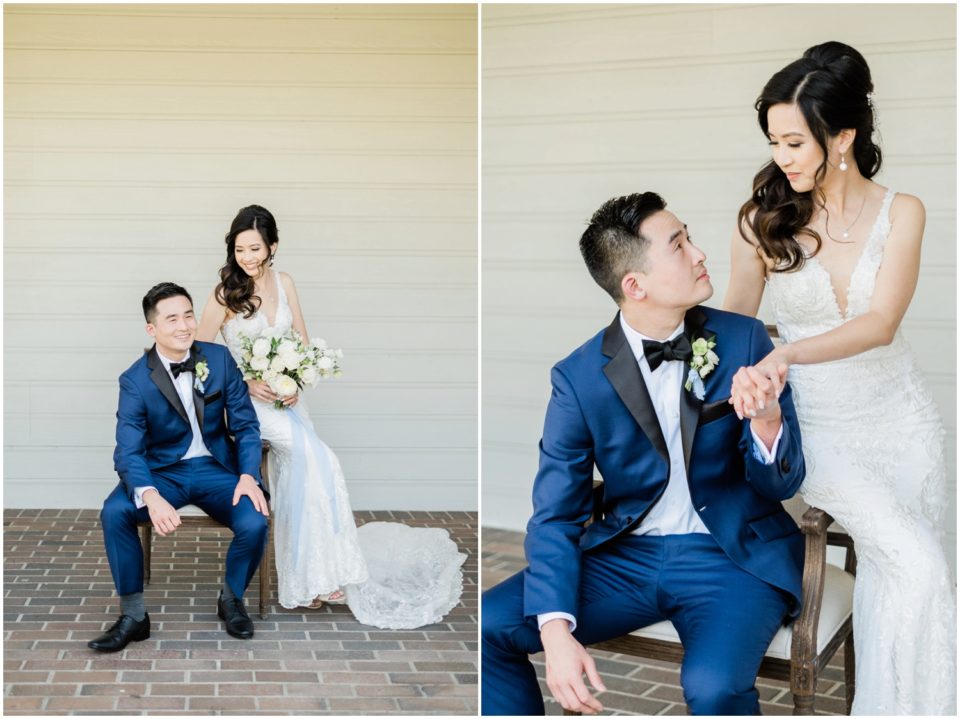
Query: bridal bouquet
[{"left": 235, "top": 329, "right": 343, "bottom": 409}]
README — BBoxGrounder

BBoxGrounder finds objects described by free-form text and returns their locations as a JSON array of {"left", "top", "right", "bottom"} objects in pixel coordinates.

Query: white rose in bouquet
[
  {"left": 317, "top": 356, "right": 335, "bottom": 371},
  {"left": 269, "top": 373, "right": 299, "bottom": 398},
  {"left": 281, "top": 351, "right": 303, "bottom": 371},
  {"left": 311, "top": 337, "right": 328, "bottom": 350},
  {"left": 278, "top": 339, "right": 296, "bottom": 355},
  {"left": 300, "top": 366, "right": 319, "bottom": 387},
  {"left": 269, "top": 356, "right": 286, "bottom": 373},
  {"left": 252, "top": 338, "right": 271, "bottom": 358},
  {"left": 250, "top": 355, "right": 270, "bottom": 372}
]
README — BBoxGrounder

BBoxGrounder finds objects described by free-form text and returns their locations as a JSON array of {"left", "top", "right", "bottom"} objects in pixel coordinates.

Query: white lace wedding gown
[
  {"left": 221, "top": 271, "right": 466, "bottom": 628},
  {"left": 766, "top": 188, "right": 956, "bottom": 715}
]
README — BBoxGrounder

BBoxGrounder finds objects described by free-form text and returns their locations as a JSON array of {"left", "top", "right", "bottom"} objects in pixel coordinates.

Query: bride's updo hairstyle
[
  {"left": 215, "top": 204, "right": 279, "bottom": 318},
  {"left": 738, "top": 41, "right": 882, "bottom": 272}
]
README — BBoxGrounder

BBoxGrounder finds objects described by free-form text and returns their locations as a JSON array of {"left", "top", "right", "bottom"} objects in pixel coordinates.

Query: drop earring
[
  {"left": 839, "top": 152, "right": 848, "bottom": 172},
  {"left": 269, "top": 254, "right": 275, "bottom": 267}
]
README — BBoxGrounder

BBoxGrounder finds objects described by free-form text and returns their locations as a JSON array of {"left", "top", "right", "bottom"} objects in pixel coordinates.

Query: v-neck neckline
[{"left": 807, "top": 188, "right": 892, "bottom": 319}]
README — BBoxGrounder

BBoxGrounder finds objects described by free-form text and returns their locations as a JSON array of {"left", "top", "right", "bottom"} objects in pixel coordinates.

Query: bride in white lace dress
[
  {"left": 198, "top": 205, "right": 465, "bottom": 628},
  {"left": 724, "top": 43, "right": 955, "bottom": 715}
]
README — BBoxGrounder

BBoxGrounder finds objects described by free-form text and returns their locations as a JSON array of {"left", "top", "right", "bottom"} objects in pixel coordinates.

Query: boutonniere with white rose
[
  {"left": 684, "top": 335, "right": 718, "bottom": 400},
  {"left": 193, "top": 360, "right": 209, "bottom": 393}
]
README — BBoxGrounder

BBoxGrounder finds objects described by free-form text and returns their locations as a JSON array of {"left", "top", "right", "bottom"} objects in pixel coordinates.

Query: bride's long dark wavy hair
[
  {"left": 215, "top": 205, "right": 279, "bottom": 318},
  {"left": 738, "top": 41, "right": 882, "bottom": 272}
]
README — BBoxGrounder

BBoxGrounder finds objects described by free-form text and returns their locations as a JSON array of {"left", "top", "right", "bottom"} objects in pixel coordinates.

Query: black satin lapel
[
  {"left": 684, "top": 305, "right": 708, "bottom": 340},
  {"left": 191, "top": 345, "right": 205, "bottom": 433},
  {"left": 147, "top": 345, "right": 189, "bottom": 424},
  {"left": 602, "top": 337, "right": 669, "bottom": 462},
  {"left": 679, "top": 305, "right": 710, "bottom": 472}
]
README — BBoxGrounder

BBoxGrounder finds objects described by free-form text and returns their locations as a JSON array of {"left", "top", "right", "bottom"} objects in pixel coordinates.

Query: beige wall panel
[
  {"left": 4, "top": 3, "right": 477, "bottom": 510},
  {"left": 5, "top": 119, "right": 475, "bottom": 156},
  {"left": 6, "top": 150, "right": 476, "bottom": 186},
  {"left": 482, "top": 3, "right": 956, "bottom": 567},
  {"left": 4, "top": 51, "right": 477, "bottom": 88},
  {"left": 5, "top": 7, "right": 475, "bottom": 52},
  {"left": 5, "top": 85, "right": 475, "bottom": 120}
]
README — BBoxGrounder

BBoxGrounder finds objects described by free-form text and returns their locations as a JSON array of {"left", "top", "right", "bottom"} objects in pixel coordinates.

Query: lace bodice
[
  {"left": 767, "top": 188, "right": 898, "bottom": 343},
  {"left": 221, "top": 269, "right": 294, "bottom": 365}
]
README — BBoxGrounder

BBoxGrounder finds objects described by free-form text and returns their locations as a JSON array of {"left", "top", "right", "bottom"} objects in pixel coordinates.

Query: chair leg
[
  {"left": 259, "top": 525, "right": 270, "bottom": 619},
  {"left": 792, "top": 692, "right": 815, "bottom": 715},
  {"left": 140, "top": 525, "right": 152, "bottom": 584},
  {"left": 791, "top": 663, "right": 816, "bottom": 715},
  {"left": 844, "top": 632, "right": 856, "bottom": 715}
]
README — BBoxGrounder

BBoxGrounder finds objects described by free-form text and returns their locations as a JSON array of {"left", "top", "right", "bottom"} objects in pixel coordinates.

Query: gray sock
[
  {"left": 222, "top": 582, "right": 239, "bottom": 602},
  {"left": 120, "top": 592, "right": 146, "bottom": 621}
]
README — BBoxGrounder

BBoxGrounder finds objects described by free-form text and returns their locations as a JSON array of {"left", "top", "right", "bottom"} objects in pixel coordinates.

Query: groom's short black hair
[
  {"left": 143, "top": 282, "right": 193, "bottom": 323},
  {"left": 579, "top": 192, "right": 667, "bottom": 303}
]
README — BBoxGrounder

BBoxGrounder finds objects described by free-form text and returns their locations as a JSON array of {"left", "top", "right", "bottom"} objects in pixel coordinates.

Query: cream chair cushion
[{"left": 627, "top": 563, "right": 855, "bottom": 659}]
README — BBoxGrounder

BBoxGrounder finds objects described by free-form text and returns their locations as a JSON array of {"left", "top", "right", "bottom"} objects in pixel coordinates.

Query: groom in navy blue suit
[
  {"left": 89, "top": 282, "right": 269, "bottom": 652},
  {"left": 482, "top": 193, "right": 806, "bottom": 715}
]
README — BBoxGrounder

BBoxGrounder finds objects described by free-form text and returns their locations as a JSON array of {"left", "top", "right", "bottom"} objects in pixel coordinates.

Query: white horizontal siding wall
[
  {"left": 4, "top": 3, "right": 477, "bottom": 510},
  {"left": 482, "top": 3, "right": 956, "bottom": 567}
]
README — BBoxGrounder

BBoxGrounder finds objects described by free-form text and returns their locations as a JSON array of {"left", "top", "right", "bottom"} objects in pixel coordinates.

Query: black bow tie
[
  {"left": 642, "top": 334, "right": 693, "bottom": 372},
  {"left": 169, "top": 358, "right": 196, "bottom": 379}
]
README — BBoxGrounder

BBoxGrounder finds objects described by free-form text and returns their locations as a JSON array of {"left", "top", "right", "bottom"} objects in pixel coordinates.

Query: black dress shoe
[
  {"left": 87, "top": 613, "right": 151, "bottom": 652},
  {"left": 217, "top": 592, "right": 254, "bottom": 639}
]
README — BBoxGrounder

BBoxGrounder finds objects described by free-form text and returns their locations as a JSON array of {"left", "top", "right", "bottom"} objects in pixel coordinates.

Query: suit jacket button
[
  {"left": 780, "top": 458, "right": 791, "bottom": 473},
  {"left": 625, "top": 516, "right": 634, "bottom": 524}
]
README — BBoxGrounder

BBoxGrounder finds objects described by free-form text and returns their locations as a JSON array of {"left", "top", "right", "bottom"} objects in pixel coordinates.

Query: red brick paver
[{"left": 4, "top": 509, "right": 477, "bottom": 715}]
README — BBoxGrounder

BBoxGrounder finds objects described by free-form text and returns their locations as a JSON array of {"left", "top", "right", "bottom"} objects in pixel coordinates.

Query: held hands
[
  {"left": 233, "top": 473, "right": 270, "bottom": 516},
  {"left": 246, "top": 379, "right": 298, "bottom": 407},
  {"left": 142, "top": 490, "right": 181, "bottom": 537},
  {"left": 729, "top": 346, "right": 791, "bottom": 422},
  {"left": 540, "top": 619, "right": 606, "bottom": 715}
]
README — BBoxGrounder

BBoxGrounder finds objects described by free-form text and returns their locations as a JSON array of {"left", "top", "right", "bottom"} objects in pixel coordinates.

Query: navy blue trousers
[
  {"left": 100, "top": 456, "right": 268, "bottom": 599},
  {"left": 481, "top": 533, "right": 790, "bottom": 715}
]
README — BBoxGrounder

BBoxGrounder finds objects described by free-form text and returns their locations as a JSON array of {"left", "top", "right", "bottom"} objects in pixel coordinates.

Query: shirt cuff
[
  {"left": 537, "top": 611, "right": 577, "bottom": 633},
  {"left": 133, "top": 486, "right": 157, "bottom": 509},
  {"left": 750, "top": 424, "right": 783, "bottom": 464}
]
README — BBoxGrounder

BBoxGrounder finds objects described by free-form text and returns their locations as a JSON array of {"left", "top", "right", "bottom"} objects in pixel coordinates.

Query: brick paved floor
[
  {"left": 482, "top": 528, "right": 849, "bottom": 716},
  {"left": 4, "top": 509, "right": 477, "bottom": 715}
]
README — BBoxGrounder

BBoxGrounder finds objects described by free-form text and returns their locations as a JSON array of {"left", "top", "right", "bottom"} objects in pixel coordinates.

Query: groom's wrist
[{"left": 750, "top": 416, "right": 782, "bottom": 450}]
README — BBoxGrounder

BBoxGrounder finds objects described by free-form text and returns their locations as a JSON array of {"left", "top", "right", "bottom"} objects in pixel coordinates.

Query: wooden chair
[
  {"left": 576, "top": 488, "right": 857, "bottom": 714},
  {"left": 137, "top": 441, "right": 273, "bottom": 619}
]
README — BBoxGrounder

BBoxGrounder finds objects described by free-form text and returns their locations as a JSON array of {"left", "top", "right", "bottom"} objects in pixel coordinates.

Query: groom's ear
[
  {"left": 621, "top": 273, "right": 646, "bottom": 302},
  {"left": 145, "top": 322, "right": 157, "bottom": 339}
]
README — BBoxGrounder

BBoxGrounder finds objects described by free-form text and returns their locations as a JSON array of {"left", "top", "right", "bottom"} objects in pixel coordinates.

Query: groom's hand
[
  {"left": 541, "top": 619, "right": 606, "bottom": 714},
  {"left": 233, "top": 474, "right": 270, "bottom": 516},
  {"left": 142, "top": 490, "right": 181, "bottom": 536}
]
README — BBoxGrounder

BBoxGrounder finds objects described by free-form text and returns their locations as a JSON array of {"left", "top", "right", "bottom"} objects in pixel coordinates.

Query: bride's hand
[
  {"left": 281, "top": 394, "right": 299, "bottom": 407},
  {"left": 753, "top": 346, "right": 791, "bottom": 394},
  {"left": 246, "top": 379, "right": 278, "bottom": 403}
]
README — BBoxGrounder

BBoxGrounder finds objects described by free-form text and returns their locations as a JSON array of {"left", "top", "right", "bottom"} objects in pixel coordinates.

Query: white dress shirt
[
  {"left": 133, "top": 349, "right": 212, "bottom": 508},
  {"left": 538, "top": 315, "right": 782, "bottom": 631}
]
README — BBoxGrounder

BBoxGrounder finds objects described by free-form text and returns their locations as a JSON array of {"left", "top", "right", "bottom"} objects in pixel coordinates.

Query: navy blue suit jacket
[
  {"left": 113, "top": 341, "right": 263, "bottom": 500},
  {"left": 523, "top": 306, "right": 806, "bottom": 622}
]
